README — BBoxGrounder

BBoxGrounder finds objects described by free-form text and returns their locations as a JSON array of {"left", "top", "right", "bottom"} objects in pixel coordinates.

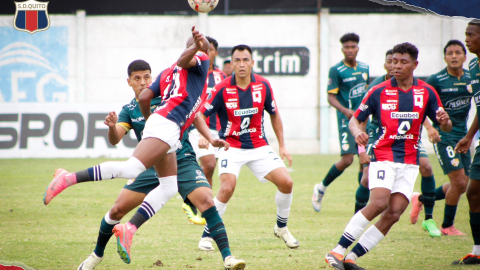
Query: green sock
[
  {"left": 203, "top": 206, "right": 231, "bottom": 260},
  {"left": 93, "top": 217, "right": 118, "bottom": 257},
  {"left": 322, "top": 165, "right": 344, "bottom": 187},
  {"left": 354, "top": 184, "right": 370, "bottom": 213},
  {"left": 442, "top": 204, "right": 457, "bottom": 228},
  {"left": 435, "top": 186, "right": 446, "bottom": 201},
  {"left": 421, "top": 176, "right": 435, "bottom": 217},
  {"left": 357, "top": 172, "right": 363, "bottom": 185},
  {"left": 470, "top": 212, "right": 480, "bottom": 245}
]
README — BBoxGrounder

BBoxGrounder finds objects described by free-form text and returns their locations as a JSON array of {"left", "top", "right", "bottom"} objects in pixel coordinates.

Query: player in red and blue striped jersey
[
  {"left": 196, "top": 44, "right": 299, "bottom": 251},
  {"left": 326, "top": 43, "right": 452, "bottom": 270}
]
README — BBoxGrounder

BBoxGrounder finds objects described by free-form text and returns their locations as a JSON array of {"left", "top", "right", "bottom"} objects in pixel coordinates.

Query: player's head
[
  {"left": 223, "top": 59, "right": 233, "bottom": 76},
  {"left": 340, "top": 33, "right": 360, "bottom": 62},
  {"left": 231, "top": 44, "right": 254, "bottom": 79},
  {"left": 186, "top": 35, "right": 211, "bottom": 55},
  {"left": 127, "top": 60, "right": 152, "bottom": 99},
  {"left": 384, "top": 49, "right": 394, "bottom": 76},
  {"left": 392, "top": 43, "right": 418, "bottom": 81},
  {"left": 466, "top": 20, "right": 480, "bottom": 55},
  {"left": 443, "top": 40, "right": 466, "bottom": 69},
  {"left": 206, "top": 36, "right": 219, "bottom": 66}
]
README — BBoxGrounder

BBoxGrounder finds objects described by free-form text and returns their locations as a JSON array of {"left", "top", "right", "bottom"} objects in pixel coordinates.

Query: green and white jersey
[
  {"left": 365, "top": 75, "right": 389, "bottom": 139},
  {"left": 116, "top": 97, "right": 195, "bottom": 161},
  {"left": 327, "top": 60, "right": 370, "bottom": 119},
  {"left": 471, "top": 58, "right": 480, "bottom": 132},
  {"left": 426, "top": 67, "right": 472, "bottom": 141}
]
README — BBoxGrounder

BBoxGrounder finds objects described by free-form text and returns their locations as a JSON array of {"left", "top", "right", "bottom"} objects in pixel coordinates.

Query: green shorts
[
  {"left": 337, "top": 116, "right": 358, "bottom": 156},
  {"left": 123, "top": 157, "right": 211, "bottom": 203},
  {"left": 418, "top": 140, "right": 428, "bottom": 159}
]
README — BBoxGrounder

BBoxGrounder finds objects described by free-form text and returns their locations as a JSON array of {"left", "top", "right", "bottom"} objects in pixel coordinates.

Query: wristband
[{"left": 358, "top": 145, "right": 366, "bottom": 154}]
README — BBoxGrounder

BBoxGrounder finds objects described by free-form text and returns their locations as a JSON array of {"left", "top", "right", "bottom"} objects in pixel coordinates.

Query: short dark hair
[
  {"left": 206, "top": 36, "right": 218, "bottom": 51},
  {"left": 231, "top": 44, "right": 253, "bottom": 57},
  {"left": 469, "top": 19, "right": 480, "bottom": 28},
  {"left": 392, "top": 42, "right": 419, "bottom": 61},
  {"left": 127, "top": 60, "right": 151, "bottom": 77},
  {"left": 223, "top": 59, "right": 231, "bottom": 64},
  {"left": 340, "top": 33, "right": 359, "bottom": 44},
  {"left": 386, "top": 49, "right": 393, "bottom": 56},
  {"left": 443, "top": 40, "right": 467, "bottom": 56}
]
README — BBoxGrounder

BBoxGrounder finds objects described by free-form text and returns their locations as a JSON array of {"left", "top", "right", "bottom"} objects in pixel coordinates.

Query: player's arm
[
  {"left": 455, "top": 114, "right": 478, "bottom": 154},
  {"left": 423, "top": 119, "right": 440, "bottom": 143},
  {"left": 270, "top": 112, "right": 292, "bottom": 167},
  {"left": 193, "top": 112, "right": 229, "bottom": 150},
  {"left": 328, "top": 94, "right": 354, "bottom": 120},
  {"left": 138, "top": 88, "right": 154, "bottom": 120},
  {"left": 349, "top": 117, "right": 369, "bottom": 146},
  {"left": 104, "top": 111, "right": 127, "bottom": 145},
  {"left": 177, "top": 26, "right": 209, "bottom": 69},
  {"left": 349, "top": 89, "right": 377, "bottom": 146}
]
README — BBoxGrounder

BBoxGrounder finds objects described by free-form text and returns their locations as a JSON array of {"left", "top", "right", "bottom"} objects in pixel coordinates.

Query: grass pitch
[{"left": 0, "top": 155, "right": 473, "bottom": 269}]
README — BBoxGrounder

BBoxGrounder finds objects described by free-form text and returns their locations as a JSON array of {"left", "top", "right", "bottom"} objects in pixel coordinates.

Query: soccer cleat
[
  {"left": 440, "top": 225, "right": 466, "bottom": 236},
  {"left": 452, "top": 253, "right": 480, "bottom": 265},
  {"left": 43, "top": 169, "right": 77, "bottom": 205},
  {"left": 77, "top": 252, "right": 103, "bottom": 270},
  {"left": 113, "top": 223, "right": 135, "bottom": 264},
  {"left": 421, "top": 219, "right": 441, "bottom": 237},
  {"left": 409, "top": 192, "right": 423, "bottom": 224},
  {"left": 325, "top": 251, "right": 345, "bottom": 270},
  {"left": 182, "top": 203, "right": 206, "bottom": 225},
  {"left": 223, "top": 255, "right": 246, "bottom": 270},
  {"left": 343, "top": 259, "right": 366, "bottom": 270},
  {"left": 198, "top": 237, "right": 215, "bottom": 251},
  {"left": 274, "top": 224, "right": 300, "bottom": 249},
  {"left": 312, "top": 184, "right": 325, "bottom": 212}
]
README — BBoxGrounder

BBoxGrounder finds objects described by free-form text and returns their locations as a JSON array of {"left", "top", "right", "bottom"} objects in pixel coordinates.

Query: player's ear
[
  {"left": 127, "top": 78, "right": 132, "bottom": 87},
  {"left": 413, "top": 61, "right": 419, "bottom": 70}
]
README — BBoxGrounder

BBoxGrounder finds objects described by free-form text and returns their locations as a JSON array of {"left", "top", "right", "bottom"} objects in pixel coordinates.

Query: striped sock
[
  {"left": 348, "top": 225, "right": 384, "bottom": 260},
  {"left": 203, "top": 206, "right": 231, "bottom": 260},
  {"left": 275, "top": 191, "right": 292, "bottom": 228}
]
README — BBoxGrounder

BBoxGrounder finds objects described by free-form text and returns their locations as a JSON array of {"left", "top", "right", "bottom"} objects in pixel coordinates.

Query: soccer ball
[{"left": 188, "top": 0, "right": 219, "bottom": 13}]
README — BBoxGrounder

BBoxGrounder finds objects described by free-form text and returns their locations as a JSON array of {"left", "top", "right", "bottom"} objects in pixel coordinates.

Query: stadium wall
[{"left": 0, "top": 11, "right": 475, "bottom": 158}]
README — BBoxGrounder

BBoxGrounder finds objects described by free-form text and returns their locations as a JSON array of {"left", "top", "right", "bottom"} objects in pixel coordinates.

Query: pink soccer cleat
[
  {"left": 113, "top": 223, "right": 136, "bottom": 264},
  {"left": 440, "top": 225, "right": 466, "bottom": 236},
  {"left": 43, "top": 169, "right": 77, "bottom": 205},
  {"left": 409, "top": 192, "right": 423, "bottom": 224}
]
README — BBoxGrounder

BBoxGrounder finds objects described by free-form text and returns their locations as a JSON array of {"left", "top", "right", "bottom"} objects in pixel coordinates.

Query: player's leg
[
  {"left": 355, "top": 165, "right": 370, "bottom": 214},
  {"left": 415, "top": 156, "right": 441, "bottom": 236}
]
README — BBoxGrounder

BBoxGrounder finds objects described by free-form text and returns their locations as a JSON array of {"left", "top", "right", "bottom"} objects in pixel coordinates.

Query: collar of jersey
[
  {"left": 230, "top": 73, "right": 256, "bottom": 88},
  {"left": 390, "top": 77, "right": 419, "bottom": 91}
]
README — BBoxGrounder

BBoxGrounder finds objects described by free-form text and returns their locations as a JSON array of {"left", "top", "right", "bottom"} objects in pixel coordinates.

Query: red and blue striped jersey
[
  {"left": 148, "top": 52, "right": 210, "bottom": 138},
  {"left": 204, "top": 67, "right": 227, "bottom": 131},
  {"left": 354, "top": 77, "right": 444, "bottom": 165},
  {"left": 201, "top": 73, "right": 277, "bottom": 149}
]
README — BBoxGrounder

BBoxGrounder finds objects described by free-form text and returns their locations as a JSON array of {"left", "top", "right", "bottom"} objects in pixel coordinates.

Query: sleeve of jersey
[
  {"left": 354, "top": 88, "right": 377, "bottom": 122},
  {"left": 263, "top": 81, "right": 277, "bottom": 115},
  {"left": 201, "top": 87, "right": 222, "bottom": 118},
  {"left": 327, "top": 66, "right": 340, "bottom": 94},
  {"left": 426, "top": 87, "right": 443, "bottom": 125},
  {"left": 115, "top": 107, "right": 132, "bottom": 134},
  {"left": 148, "top": 71, "right": 164, "bottom": 98},
  {"left": 186, "top": 52, "right": 210, "bottom": 76}
]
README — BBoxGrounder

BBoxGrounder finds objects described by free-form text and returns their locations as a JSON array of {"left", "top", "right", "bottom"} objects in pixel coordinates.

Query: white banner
[{"left": 0, "top": 103, "right": 138, "bottom": 158}]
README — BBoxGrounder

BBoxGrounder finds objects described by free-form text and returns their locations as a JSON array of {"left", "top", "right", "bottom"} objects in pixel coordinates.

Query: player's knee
[
  {"left": 383, "top": 209, "right": 402, "bottom": 224},
  {"left": 220, "top": 185, "right": 235, "bottom": 197},
  {"left": 453, "top": 180, "right": 468, "bottom": 194},
  {"left": 280, "top": 178, "right": 293, "bottom": 193},
  {"left": 109, "top": 205, "right": 126, "bottom": 220},
  {"left": 360, "top": 173, "right": 369, "bottom": 187},
  {"left": 201, "top": 159, "right": 216, "bottom": 175},
  {"left": 419, "top": 162, "right": 432, "bottom": 177},
  {"left": 369, "top": 199, "right": 389, "bottom": 214},
  {"left": 342, "top": 155, "right": 354, "bottom": 167},
  {"left": 467, "top": 187, "right": 480, "bottom": 203},
  {"left": 121, "top": 157, "right": 147, "bottom": 178}
]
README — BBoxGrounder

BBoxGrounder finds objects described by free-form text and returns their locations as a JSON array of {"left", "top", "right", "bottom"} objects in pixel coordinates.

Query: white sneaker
[
  {"left": 77, "top": 252, "right": 103, "bottom": 270},
  {"left": 198, "top": 237, "right": 215, "bottom": 251},
  {"left": 312, "top": 183, "right": 324, "bottom": 212},
  {"left": 224, "top": 255, "right": 246, "bottom": 270},
  {"left": 274, "top": 224, "right": 300, "bottom": 249}
]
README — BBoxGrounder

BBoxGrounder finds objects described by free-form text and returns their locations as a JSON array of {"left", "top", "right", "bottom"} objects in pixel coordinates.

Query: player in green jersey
[
  {"left": 312, "top": 33, "right": 370, "bottom": 212},
  {"left": 411, "top": 40, "right": 472, "bottom": 237},
  {"left": 452, "top": 20, "right": 480, "bottom": 265},
  {"left": 45, "top": 60, "right": 245, "bottom": 270}
]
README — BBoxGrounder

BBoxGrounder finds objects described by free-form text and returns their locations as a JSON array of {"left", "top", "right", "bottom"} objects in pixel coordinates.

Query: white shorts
[
  {"left": 368, "top": 161, "right": 419, "bottom": 201},
  {"left": 142, "top": 114, "right": 181, "bottom": 154},
  {"left": 189, "top": 128, "right": 219, "bottom": 159},
  {"left": 218, "top": 145, "right": 286, "bottom": 183}
]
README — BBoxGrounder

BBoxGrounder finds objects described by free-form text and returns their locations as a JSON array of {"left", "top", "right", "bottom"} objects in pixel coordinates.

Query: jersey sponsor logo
[
  {"left": 440, "top": 88, "right": 459, "bottom": 92},
  {"left": 381, "top": 103, "right": 396, "bottom": 110},
  {"left": 226, "top": 87, "right": 237, "bottom": 94},
  {"left": 252, "top": 84, "right": 263, "bottom": 91},
  {"left": 228, "top": 98, "right": 238, "bottom": 102},
  {"left": 474, "top": 94, "right": 480, "bottom": 105},
  {"left": 471, "top": 79, "right": 480, "bottom": 85},
  {"left": 389, "top": 134, "right": 414, "bottom": 140},
  {"left": 196, "top": 170, "right": 206, "bottom": 179},
  {"left": 131, "top": 116, "right": 145, "bottom": 123},
  {"left": 386, "top": 99, "right": 397, "bottom": 103},
  {"left": 385, "top": 89, "right": 397, "bottom": 96},
  {"left": 204, "top": 102, "right": 213, "bottom": 111},
  {"left": 234, "top": 108, "right": 258, "bottom": 116},
  {"left": 359, "top": 103, "right": 369, "bottom": 111},
  {"left": 390, "top": 112, "right": 419, "bottom": 119},
  {"left": 414, "top": 89, "right": 424, "bottom": 94},
  {"left": 186, "top": 96, "right": 203, "bottom": 121},
  {"left": 225, "top": 121, "right": 232, "bottom": 135},
  {"left": 343, "top": 77, "right": 356, "bottom": 83},
  {"left": 226, "top": 102, "right": 238, "bottom": 109},
  {"left": 454, "top": 82, "right": 467, "bottom": 86},
  {"left": 232, "top": 127, "right": 257, "bottom": 136},
  {"left": 349, "top": 83, "right": 367, "bottom": 98},
  {"left": 445, "top": 96, "right": 471, "bottom": 110}
]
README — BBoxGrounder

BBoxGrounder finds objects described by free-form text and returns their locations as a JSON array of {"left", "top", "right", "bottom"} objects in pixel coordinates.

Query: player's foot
[
  {"left": 325, "top": 251, "right": 345, "bottom": 270},
  {"left": 224, "top": 256, "right": 246, "bottom": 270},
  {"left": 440, "top": 225, "right": 466, "bottom": 236},
  {"left": 343, "top": 259, "right": 366, "bottom": 270},
  {"left": 43, "top": 169, "right": 77, "bottom": 205},
  {"left": 182, "top": 203, "right": 206, "bottom": 225},
  {"left": 77, "top": 252, "right": 103, "bottom": 270},
  {"left": 113, "top": 223, "right": 136, "bottom": 264},
  {"left": 274, "top": 224, "right": 299, "bottom": 249},
  {"left": 312, "top": 184, "right": 324, "bottom": 212},
  {"left": 421, "top": 219, "right": 441, "bottom": 237},
  {"left": 409, "top": 192, "right": 423, "bottom": 224},
  {"left": 452, "top": 253, "right": 480, "bottom": 265},
  {"left": 198, "top": 237, "right": 215, "bottom": 251}
]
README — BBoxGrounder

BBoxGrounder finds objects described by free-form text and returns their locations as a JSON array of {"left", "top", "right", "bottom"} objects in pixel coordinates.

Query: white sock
[
  {"left": 332, "top": 245, "right": 347, "bottom": 256},
  {"left": 275, "top": 190, "right": 293, "bottom": 227},
  {"left": 105, "top": 211, "right": 121, "bottom": 224},
  {"left": 318, "top": 182, "right": 327, "bottom": 192},
  {"left": 355, "top": 225, "right": 385, "bottom": 254},
  {"left": 213, "top": 197, "right": 227, "bottom": 217},
  {"left": 472, "top": 245, "right": 480, "bottom": 255},
  {"left": 344, "top": 211, "right": 371, "bottom": 240},
  {"left": 95, "top": 157, "right": 146, "bottom": 180},
  {"left": 344, "top": 252, "right": 359, "bottom": 262},
  {"left": 140, "top": 175, "right": 178, "bottom": 218}
]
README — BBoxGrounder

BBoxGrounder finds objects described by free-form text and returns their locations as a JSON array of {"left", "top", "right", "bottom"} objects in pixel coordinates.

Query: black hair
[
  {"left": 231, "top": 44, "right": 253, "bottom": 57},
  {"left": 468, "top": 19, "right": 480, "bottom": 28},
  {"left": 340, "top": 33, "right": 359, "bottom": 44},
  {"left": 206, "top": 36, "right": 218, "bottom": 51},
  {"left": 223, "top": 59, "right": 231, "bottom": 64},
  {"left": 443, "top": 40, "right": 467, "bottom": 55},
  {"left": 127, "top": 60, "right": 151, "bottom": 77},
  {"left": 392, "top": 42, "right": 419, "bottom": 61},
  {"left": 386, "top": 49, "right": 393, "bottom": 56}
]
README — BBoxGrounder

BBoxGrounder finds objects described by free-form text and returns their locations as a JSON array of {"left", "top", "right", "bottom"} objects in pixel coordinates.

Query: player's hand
[
  {"left": 279, "top": 146, "right": 293, "bottom": 167},
  {"left": 191, "top": 26, "right": 204, "bottom": 50},
  {"left": 342, "top": 109, "right": 355, "bottom": 120},
  {"left": 198, "top": 136, "right": 210, "bottom": 149},
  {"left": 455, "top": 136, "right": 472, "bottom": 154},
  {"left": 211, "top": 139, "right": 229, "bottom": 150},
  {"left": 104, "top": 111, "right": 118, "bottom": 127},
  {"left": 436, "top": 108, "right": 450, "bottom": 125},
  {"left": 354, "top": 132, "right": 369, "bottom": 146},
  {"left": 359, "top": 152, "right": 370, "bottom": 165},
  {"left": 427, "top": 126, "right": 441, "bottom": 143}
]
